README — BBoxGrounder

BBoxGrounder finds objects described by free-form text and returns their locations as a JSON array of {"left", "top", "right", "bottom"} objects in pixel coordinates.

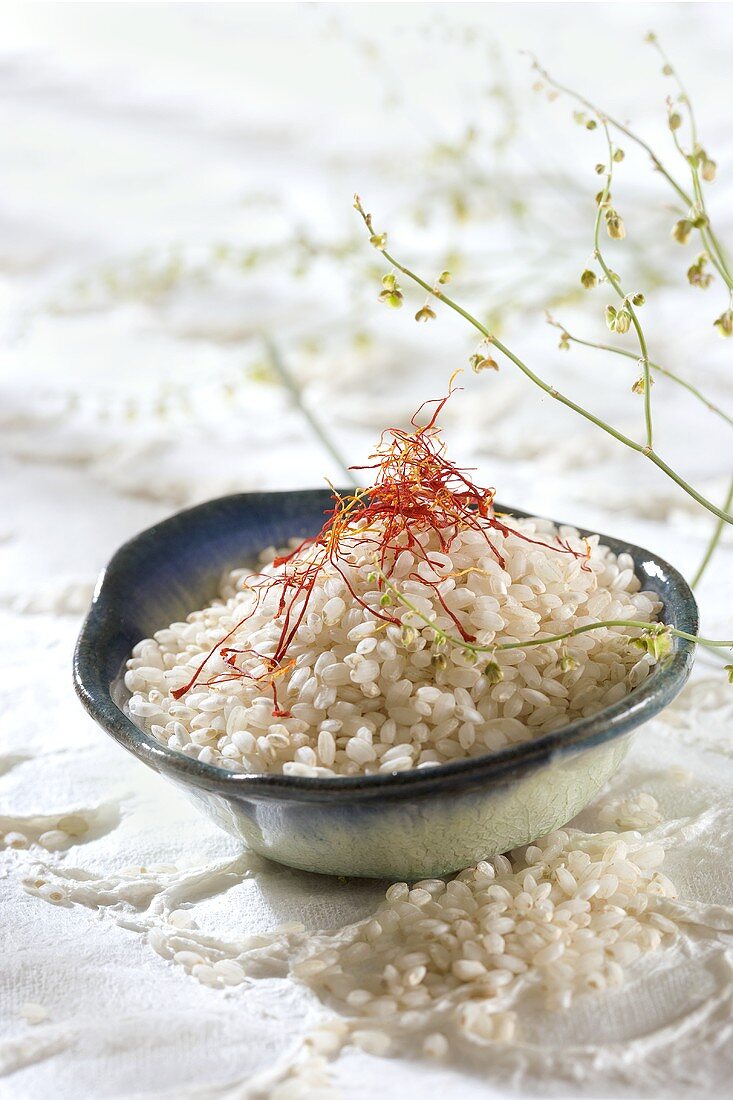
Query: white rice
[
  {"left": 125, "top": 514, "right": 661, "bottom": 777},
  {"left": 292, "top": 821, "right": 678, "bottom": 1043}
]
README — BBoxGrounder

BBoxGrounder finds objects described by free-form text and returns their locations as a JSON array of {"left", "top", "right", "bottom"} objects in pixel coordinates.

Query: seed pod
[
  {"left": 702, "top": 158, "right": 717, "bottom": 182},
  {"left": 606, "top": 214, "right": 626, "bottom": 240},
  {"left": 714, "top": 309, "right": 733, "bottom": 337},
  {"left": 672, "top": 219, "right": 692, "bottom": 244},
  {"left": 378, "top": 290, "right": 403, "bottom": 309},
  {"left": 614, "top": 310, "right": 631, "bottom": 334},
  {"left": 485, "top": 661, "right": 504, "bottom": 684}
]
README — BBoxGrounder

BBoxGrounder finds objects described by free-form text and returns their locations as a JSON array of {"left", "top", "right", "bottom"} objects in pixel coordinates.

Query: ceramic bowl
[{"left": 74, "top": 489, "right": 697, "bottom": 879}]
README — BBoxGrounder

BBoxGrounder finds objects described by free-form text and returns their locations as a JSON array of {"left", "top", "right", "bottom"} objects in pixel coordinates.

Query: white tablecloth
[{"left": 2, "top": 5, "right": 733, "bottom": 1098}]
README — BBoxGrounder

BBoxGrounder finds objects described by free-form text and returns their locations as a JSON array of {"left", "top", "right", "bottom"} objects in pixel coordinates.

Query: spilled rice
[
  {"left": 293, "top": 813, "right": 678, "bottom": 1050},
  {"left": 20, "top": 794, "right": 680, "bottom": 1052}
]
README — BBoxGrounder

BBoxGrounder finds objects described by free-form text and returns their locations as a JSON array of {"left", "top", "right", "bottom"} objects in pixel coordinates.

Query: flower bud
[
  {"left": 631, "top": 376, "right": 645, "bottom": 395},
  {"left": 595, "top": 163, "right": 605, "bottom": 175},
  {"left": 632, "top": 292, "right": 645, "bottom": 306},
  {"left": 580, "top": 269, "right": 597, "bottom": 289},
  {"left": 401, "top": 625, "right": 417, "bottom": 647},
  {"left": 725, "top": 665, "right": 733, "bottom": 685},
  {"left": 379, "top": 593, "right": 392, "bottom": 607},
  {"left": 604, "top": 305, "right": 617, "bottom": 330},
  {"left": 585, "top": 119, "right": 597, "bottom": 130},
  {"left": 382, "top": 273, "right": 397, "bottom": 291},
  {"left": 438, "top": 271, "right": 451, "bottom": 284},
  {"left": 431, "top": 653, "right": 448, "bottom": 672},
  {"left": 668, "top": 112, "right": 682, "bottom": 132},
  {"left": 613, "top": 148, "right": 625, "bottom": 162}
]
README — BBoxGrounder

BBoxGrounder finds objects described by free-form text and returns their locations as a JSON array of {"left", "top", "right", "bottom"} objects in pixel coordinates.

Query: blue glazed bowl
[{"left": 74, "top": 490, "right": 697, "bottom": 880}]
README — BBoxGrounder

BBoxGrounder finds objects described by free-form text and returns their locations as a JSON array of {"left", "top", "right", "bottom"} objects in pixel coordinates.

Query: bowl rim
[{"left": 73, "top": 489, "right": 698, "bottom": 803}]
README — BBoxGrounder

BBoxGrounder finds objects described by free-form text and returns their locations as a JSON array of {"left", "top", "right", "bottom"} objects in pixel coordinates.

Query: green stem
[
  {"left": 648, "top": 35, "right": 698, "bottom": 147},
  {"left": 495, "top": 621, "right": 732, "bottom": 652},
  {"left": 354, "top": 198, "right": 733, "bottom": 527},
  {"left": 691, "top": 475, "right": 733, "bottom": 588},
  {"left": 649, "top": 37, "right": 733, "bottom": 294},
  {"left": 553, "top": 326, "right": 733, "bottom": 431},
  {"left": 689, "top": 164, "right": 733, "bottom": 294},
  {"left": 379, "top": 571, "right": 731, "bottom": 658},
  {"left": 668, "top": 123, "right": 733, "bottom": 293},
  {"left": 262, "top": 335, "right": 358, "bottom": 488},
  {"left": 654, "top": 34, "right": 733, "bottom": 289},
  {"left": 530, "top": 54, "right": 733, "bottom": 290},
  {"left": 594, "top": 121, "right": 653, "bottom": 449},
  {"left": 528, "top": 54, "right": 692, "bottom": 206}
]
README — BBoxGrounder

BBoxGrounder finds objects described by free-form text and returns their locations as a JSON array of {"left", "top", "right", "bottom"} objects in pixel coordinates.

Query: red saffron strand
[{"left": 170, "top": 385, "right": 590, "bottom": 715}]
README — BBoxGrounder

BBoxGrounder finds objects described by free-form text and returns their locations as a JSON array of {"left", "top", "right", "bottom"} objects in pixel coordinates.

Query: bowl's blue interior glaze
[{"left": 74, "top": 489, "right": 698, "bottom": 808}]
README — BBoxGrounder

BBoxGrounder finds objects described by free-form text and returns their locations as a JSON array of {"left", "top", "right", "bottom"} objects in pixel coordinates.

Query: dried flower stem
[
  {"left": 647, "top": 34, "right": 733, "bottom": 295},
  {"left": 529, "top": 53, "right": 733, "bottom": 293},
  {"left": 594, "top": 121, "right": 653, "bottom": 448},
  {"left": 548, "top": 322, "right": 733, "bottom": 431},
  {"left": 668, "top": 122, "right": 733, "bottom": 304},
  {"left": 262, "top": 335, "right": 358, "bottom": 488},
  {"left": 378, "top": 571, "right": 731, "bottom": 661},
  {"left": 354, "top": 198, "right": 733, "bottom": 527},
  {"left": 495, "top": 623, "right": 732, "bottom": 652},
  {"left": 647, "top": 34, "right": 698, "bottom": 146},
  {"left": 691, "top": 475, "right": 733, "bottom": 588}
]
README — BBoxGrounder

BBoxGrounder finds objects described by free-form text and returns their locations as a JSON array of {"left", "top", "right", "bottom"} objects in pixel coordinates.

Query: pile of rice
[
  {"left": 125, "top": 514, "right": 661, "bottom": 777},
  {"left": 293, "top": 820, "right": 678, "bottom": 1052}
]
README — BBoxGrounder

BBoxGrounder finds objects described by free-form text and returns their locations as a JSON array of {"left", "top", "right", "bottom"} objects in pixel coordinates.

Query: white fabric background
[{"left": 2, "top": 4, "right": 733, "bottom": 1098}]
